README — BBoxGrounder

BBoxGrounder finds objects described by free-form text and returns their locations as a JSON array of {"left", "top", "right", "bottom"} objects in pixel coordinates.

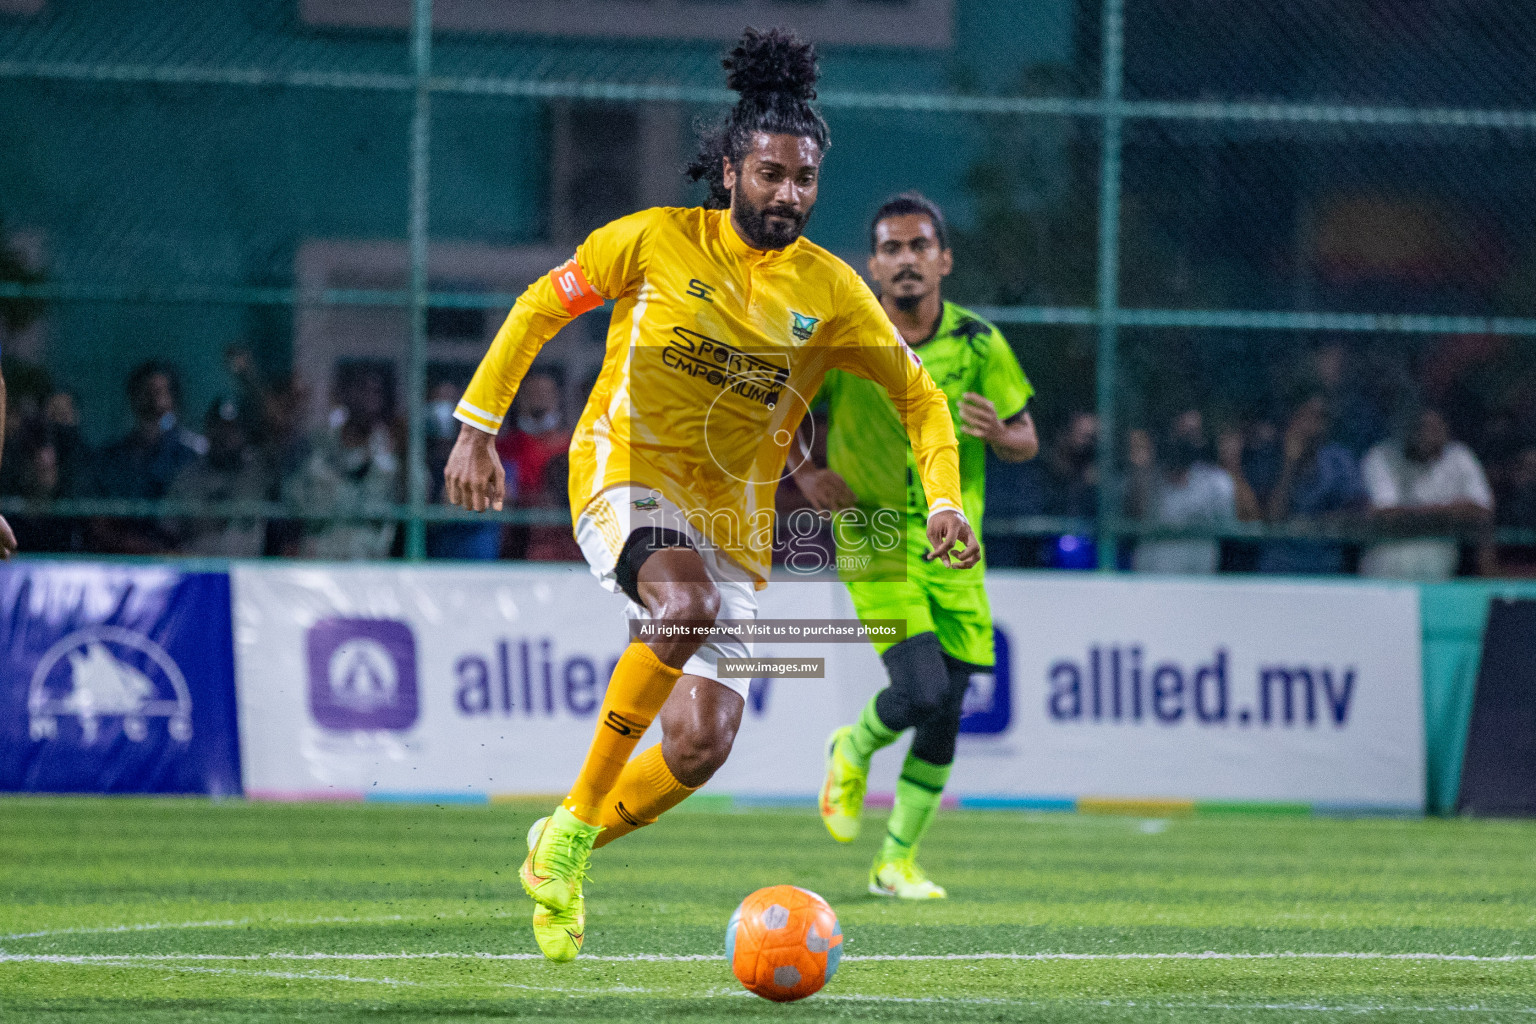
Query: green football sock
[
  {"left": 844, "top": 695, "right": 899, "bottom": 769},
  {"left": 880, "top": 753, "right": 952, "bottom": 862}
]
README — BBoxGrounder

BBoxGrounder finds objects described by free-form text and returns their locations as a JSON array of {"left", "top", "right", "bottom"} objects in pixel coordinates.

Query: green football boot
[
  {"left": 818, "top": 726, "right": 868, "bottom": 843},
  {"left": 520, "top": 808, "right": 599, "bottom": 912},
  {"left": 869, "top": 855, "right": 947, "bottom": 900},
  {"left": 523, "top": 815, "right": 591, "bottom": 962},
  {"left": 531, "top": 890, "right": 586, "bottom": 962}
]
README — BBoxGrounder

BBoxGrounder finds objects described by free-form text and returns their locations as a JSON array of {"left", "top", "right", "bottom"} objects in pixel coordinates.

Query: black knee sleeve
[
  {"left": 613, "top": 527, "right": 694, "bottom": 605},
  {"left": 873, "top": 632, "right": 950, "bottom": 733},
  {"left": 910, "top": 654, "right": 991, "bottom": 767}
]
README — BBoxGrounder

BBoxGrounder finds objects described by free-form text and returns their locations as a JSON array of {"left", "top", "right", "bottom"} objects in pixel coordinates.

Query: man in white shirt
[
  {"left": 1128, "top": 410, "right": 1236, "bottom": 575},
  {"left": 1360, "top": 408, "right": 1493, "bottom": 581}
]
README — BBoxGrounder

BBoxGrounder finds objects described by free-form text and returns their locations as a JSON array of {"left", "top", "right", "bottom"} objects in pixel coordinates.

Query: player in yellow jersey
[{"left": 443, "top": 28, "right": 977, "bottom": 963}]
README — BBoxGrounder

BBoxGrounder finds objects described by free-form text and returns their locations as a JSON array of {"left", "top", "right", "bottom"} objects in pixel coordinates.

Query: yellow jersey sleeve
[
  {"left": 825, "top": 274, "right": 965, "bottom": 519},
  {"left": 455, "top": 209, "right": 656, "bottom": 433}
]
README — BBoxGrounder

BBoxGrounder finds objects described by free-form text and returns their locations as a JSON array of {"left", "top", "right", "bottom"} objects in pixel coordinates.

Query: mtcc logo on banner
[
  {"left": 0, "top": 566, "right": 241, "bottom": 795},
  {"left": 29, "top": 625, "right": 193, "bottom": 746}
]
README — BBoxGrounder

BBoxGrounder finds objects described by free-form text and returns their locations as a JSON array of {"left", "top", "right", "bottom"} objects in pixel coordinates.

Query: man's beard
[
  {"left": 732, "top": 184, "right": 808, "bottom": 250},
  {"left": 887, "top": 268, "right": 927, "bottom": 313}
]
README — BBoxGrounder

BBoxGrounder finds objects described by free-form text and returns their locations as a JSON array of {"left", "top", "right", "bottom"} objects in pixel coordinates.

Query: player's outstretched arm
[{"left": 443, "top": 422, "right": 506, "bottom": 512}]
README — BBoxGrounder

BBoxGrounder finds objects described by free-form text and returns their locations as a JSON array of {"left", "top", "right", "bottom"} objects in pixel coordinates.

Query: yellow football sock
[
  {"left": 562, "top": 643, "right": 681, "bottom": 825},
  {"left": 593, "top": 744, "right": 698, "bottom": 848}
]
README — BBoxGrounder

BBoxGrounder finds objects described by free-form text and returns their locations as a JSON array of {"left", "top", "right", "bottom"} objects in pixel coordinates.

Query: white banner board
[
  {"left": 232, "top": 566, "right": 1424, "bottom": 810},
  {"left": 230, "top": 564, "right": 844, "bottom": 800},
  {"left": 953, "top": 575, "right": 1425, "bottom": 810}
]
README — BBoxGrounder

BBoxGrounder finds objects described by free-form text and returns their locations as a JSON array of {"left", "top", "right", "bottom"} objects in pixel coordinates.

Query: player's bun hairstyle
[
  {"left": 870, "top": 191, "right": 950, "bottom": 252},
  {"left": 686, "top": 27, "right": 831, "bottom": 209}
]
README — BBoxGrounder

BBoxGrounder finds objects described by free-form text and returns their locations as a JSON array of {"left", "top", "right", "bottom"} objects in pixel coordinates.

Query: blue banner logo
[{"left": 958, "top": 626, "right": 1012, "bottom": 735}]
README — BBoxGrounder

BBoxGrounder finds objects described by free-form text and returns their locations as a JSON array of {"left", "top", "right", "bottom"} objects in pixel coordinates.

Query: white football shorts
[{"left": 574, "top": 484, "right": 758, "bottom": 696}]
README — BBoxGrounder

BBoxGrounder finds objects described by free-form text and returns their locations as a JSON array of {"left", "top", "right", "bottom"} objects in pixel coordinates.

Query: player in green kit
[{"left": 794, "top": 192, "right": 1037, "bottom": 898}]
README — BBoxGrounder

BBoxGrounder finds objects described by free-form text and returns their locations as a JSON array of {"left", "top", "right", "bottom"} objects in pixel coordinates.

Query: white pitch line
[
  {"left": 846, "top": 951, "right": 1536, "bottom": 963},
  {"left": 3, "top": 950, "right": 1535, "bottom": 965},
  {"left": 0, "top": 913, "right": 421, "bottom": 942},
  {"left": 148, "top": 964, "right": 417, "bottom": 987}
]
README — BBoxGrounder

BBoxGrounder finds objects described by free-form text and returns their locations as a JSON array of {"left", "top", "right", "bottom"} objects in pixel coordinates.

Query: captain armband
[{"left": 548, "top": 258, "right": 604, "bottom": 317}]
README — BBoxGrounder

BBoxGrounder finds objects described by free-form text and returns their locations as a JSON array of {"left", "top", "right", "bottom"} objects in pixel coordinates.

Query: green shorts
[{"left": 838, "top": 514, "right": 994, "bottom": 665}]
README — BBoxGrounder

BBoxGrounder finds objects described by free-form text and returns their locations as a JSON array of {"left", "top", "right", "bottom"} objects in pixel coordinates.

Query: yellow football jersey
[{"left": 456, "top": 205, "right": 962, "bottom": 585}]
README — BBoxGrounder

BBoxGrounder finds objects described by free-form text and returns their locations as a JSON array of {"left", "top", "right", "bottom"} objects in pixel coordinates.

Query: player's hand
[
  {"left": 794, "top": 467, "right": 857, "bottom": 514},
  {"left": 443, "top": 424, "right": 505, "bottom": 512},
  {"left": 958, "top": 392, "right": 1004, "bottom": 444},
  {"left": 0, "top": 513, "right": 16, "bottom": 560},
  {"left": 924, "top": 509, "right": 980, "bottom": 569}
]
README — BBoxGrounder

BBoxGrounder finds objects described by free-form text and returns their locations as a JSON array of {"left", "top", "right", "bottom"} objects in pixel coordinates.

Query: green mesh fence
[{"left": 2, "top": 0, "right": 1535, "bottom": 566}]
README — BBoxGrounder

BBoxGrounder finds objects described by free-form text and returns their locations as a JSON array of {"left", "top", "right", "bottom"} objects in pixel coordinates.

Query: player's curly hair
[{"left": 686, "top": 27, "right": 831, "bottom": 209}]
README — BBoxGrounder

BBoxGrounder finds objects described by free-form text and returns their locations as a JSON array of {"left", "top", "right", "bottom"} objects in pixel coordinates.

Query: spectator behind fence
[
  {"left": 426, "top": 379, "right": 504, "bottom": 560},
  {"left": 1255, "top": 395, "right": 1363, "bottom": 575},
  {"left": 982, "top": 446, "right": 1048, "bottom": 568},
  {"left": 163, "top": 400, "right": 272, "bottom": 557},
  {"left": 282, "top": 361, "right": 402, "bottom": 560},
  {"left": 87, "top": 360, "right": 206, "bottom": 554},
  {"left": 525, "top": 451, "right": 583, "bottom": 562},
  {"left": 496, "top": 366, "right": 571, "bottom": 559},
  {"left": 4, "top": 419, "right": 85, "bottom": 552},
  {"left": 1360, "top": 407, "right": 1494, "bottom": 580},
  {"left": 1304, "top": 339, "right": 1387, "bottom": 457},
  {"left": 1037, "top": 411, "right": 1099, "bottom": 569},
  {"left": 1495, "top": 445, "right": 1536, "bottom": 575},
  {"left": 1127, "top": 410, "right": 1236, "bottom": 575}
]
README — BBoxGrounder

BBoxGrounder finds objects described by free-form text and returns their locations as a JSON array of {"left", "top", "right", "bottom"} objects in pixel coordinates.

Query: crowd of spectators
[
  {"left": 4, "top": 337, "right": 1536, "bottom": 578},
  {"left": 0, "top": 349, "right": 585, "bottom": 563},
  {"left": 978, "top": 340, "right": 1536, "bottom": 580}
]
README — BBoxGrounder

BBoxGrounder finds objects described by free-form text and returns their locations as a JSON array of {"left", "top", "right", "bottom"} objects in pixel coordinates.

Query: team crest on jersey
[
  {"left": 632, "top": 496, "right": 660, "bottom": 511},
  {"left": 790, "top": 311, "right": 820, "bottom": 341}
]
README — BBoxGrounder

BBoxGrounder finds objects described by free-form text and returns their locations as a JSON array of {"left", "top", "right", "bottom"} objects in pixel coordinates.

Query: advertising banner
[
  {"left": 0, "top": 564, "right": 241, "bottom": 795},
  {"left": 946, "top": 575, "right": 1426, "bottom": 810},
  {"left": 232, "top": 566, "right": 1424, "bottom": 810},
  {"left": 231, "top": 564, "right": 845, "bottom": 800}
]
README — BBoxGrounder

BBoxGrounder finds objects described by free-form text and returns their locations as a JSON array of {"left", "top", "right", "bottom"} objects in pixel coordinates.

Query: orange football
[{"left": 725, "top": 884, "right": 843, "bottom": 1002}]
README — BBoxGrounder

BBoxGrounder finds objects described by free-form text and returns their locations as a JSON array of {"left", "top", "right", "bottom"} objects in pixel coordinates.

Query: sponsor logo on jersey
[
  {"left": 790, "top": 311, "right": 820, "bottom": 341},
  {"left": 661, "top": 326, "right": 788, "bottom": 408},
  {"left": 686, "top": 278, "right": 716, "bottom": 302},
  {"left": 632, "top": 496, "right": 660, "bottom": 511},
  {"left": 28, "top": 626, "right": 194, "bottom": 746},
  {"left": 306, "top": 618, "right": 420, "bottom": 731}
]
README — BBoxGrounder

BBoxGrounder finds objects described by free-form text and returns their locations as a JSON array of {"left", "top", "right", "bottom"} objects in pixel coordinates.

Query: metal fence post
[
  {"left": 405, "top": 0, "right": 433, "bottom": 560},
  {"left": 1095, "top": 0, "right": 1125, "bottom": 571}
]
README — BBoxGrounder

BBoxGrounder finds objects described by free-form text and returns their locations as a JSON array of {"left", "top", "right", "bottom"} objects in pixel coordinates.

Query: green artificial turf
[{"left": 0, "top": 798, "right": 1533, "bottom": 1021}]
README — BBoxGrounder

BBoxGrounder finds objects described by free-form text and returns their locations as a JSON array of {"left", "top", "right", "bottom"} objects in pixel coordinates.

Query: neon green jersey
[{"left": 818, "top": 301, "right": 1033, "bottom": 525}]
